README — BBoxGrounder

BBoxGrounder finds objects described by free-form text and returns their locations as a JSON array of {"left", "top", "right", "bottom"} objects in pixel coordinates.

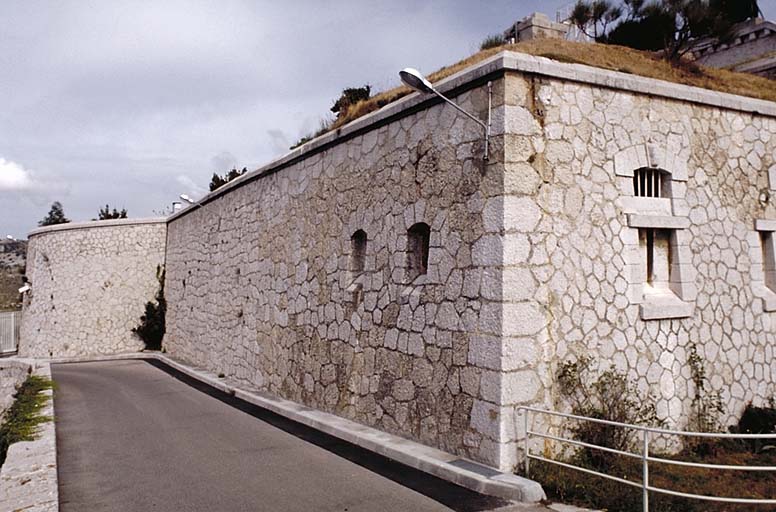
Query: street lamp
[{"left": 399, "top": 68, "right": 492, "bottom": 161}]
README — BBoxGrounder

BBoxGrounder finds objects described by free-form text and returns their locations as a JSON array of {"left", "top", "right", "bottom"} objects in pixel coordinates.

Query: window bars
[{"left": 633, "top": 168, "right": 663, "bottom": 198}]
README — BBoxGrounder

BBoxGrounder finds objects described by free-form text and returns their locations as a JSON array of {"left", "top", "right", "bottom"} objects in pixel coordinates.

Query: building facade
[{"left": 20, "top": 52, "right": 776, "bottom": 472}]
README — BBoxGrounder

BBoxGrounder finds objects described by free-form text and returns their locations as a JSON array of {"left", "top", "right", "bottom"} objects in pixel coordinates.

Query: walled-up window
[
  {"left": 761, "top": 231, "right": 776, "bottom": 294},
  {"left": 633, "top": 168, "right": 665, "bottom": 198},
  {"left": 640, "top": 228, "right": 671, "bottom": 289},
  {"left": 407, "top": 223, "right": 430, "bottom": 279},
  {"left": 350, "top": 230, "right": 367, "bottom": 273}
]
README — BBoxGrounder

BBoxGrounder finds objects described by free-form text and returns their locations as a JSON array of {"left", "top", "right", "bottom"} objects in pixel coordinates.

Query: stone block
[
  {"left": 755, "top": 219, "right": 776, "bottom": 232},
  {"left": 627, "top": 214, "right": 690, "bottom": 230},
  {"left": 640, "top": 297, "right": 693, "bottom": 320},
  {"left": 503, "top": 302, "right": 546, "bottom": 336}
]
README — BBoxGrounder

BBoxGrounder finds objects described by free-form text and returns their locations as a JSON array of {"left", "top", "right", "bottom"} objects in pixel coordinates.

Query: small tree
[
  {"left": 133, "top": 266, "right": 166, "bottom": 351},
  {"left": 330, "top": 85, "right": 371, "bottom": 119},
  {"left": 571, "top": 0, "right": 763, "bottom": 62},
  {"left": 38, "top": 202, "right": 70, "bottom": 226},
  {"left": 97, "top": 204, "right": 127, "bottom": 220},
  {"left": 209, "top": 167, "right": 248, "bottom": 192},
  {"left": 570, "top": 0, "right": 623, "bottom": 40}
]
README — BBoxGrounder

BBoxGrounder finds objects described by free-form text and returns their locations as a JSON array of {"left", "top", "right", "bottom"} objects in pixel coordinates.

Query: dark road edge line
[{"left": 127, "top": 358, "right": 511, "bottom": 512}]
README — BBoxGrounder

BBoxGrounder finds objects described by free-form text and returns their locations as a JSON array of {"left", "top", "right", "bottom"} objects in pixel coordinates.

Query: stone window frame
[
  {"left": 615, "top": 143, "right": 696, "bottom": 321},
  {"left": 397, "top": 201, "right": 440, "bottom": 288},
  {"left": 407, "top": 222, "right": 431, "bottom": 280},
  {"left": 749, "top": 219, "right": 776, "bottom": 312},
  {"left": 350, "top": 229, "right": 367, "bottom": 273},
  {"left": 343, "top": 226, "right": 371, "bottom": 311}
]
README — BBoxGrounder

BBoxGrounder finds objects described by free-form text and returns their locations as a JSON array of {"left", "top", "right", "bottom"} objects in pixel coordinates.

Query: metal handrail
[{"left": 520, "top": 406, "right": 776, "bottom": 511}]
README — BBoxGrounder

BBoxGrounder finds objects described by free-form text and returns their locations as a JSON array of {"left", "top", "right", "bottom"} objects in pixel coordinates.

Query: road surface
[{"left": 52, "top": 359, "right": 527, "bottom": 512}]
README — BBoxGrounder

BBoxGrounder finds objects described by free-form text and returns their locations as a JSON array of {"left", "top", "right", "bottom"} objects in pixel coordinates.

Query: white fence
[
  {"left": 520, "top": 406, "right": 776, "bottom": 511},
  {"left": 0, "top": 311, "right": 21, "bottom": 354}
]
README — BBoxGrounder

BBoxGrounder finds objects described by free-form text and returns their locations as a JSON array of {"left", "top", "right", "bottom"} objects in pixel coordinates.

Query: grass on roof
[{"left": 326, "top": 38, "right": 775, "bottom": 136}]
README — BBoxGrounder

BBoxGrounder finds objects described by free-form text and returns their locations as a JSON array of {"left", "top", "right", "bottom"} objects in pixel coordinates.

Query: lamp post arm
[{"left": 430, "top": 88, "right": 488, "bottom": 133}]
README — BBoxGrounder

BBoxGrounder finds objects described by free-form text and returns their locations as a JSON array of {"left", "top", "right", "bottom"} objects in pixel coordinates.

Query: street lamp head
[
  {"left": 179, "top": 194, "right": 195, "bottom": 204},
  {"left": 399, "top": 68, "right": 435, "bottom": 94}
]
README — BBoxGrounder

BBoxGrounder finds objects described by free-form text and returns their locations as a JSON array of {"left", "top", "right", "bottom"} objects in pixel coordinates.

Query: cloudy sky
[{"left": 1, "top": 1, "right": 775, "bottom": 237}]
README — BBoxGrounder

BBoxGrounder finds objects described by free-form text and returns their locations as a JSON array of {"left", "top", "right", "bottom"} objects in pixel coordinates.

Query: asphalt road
[{"left": 52, "top": 360, "right": 514, "bottom": 512}]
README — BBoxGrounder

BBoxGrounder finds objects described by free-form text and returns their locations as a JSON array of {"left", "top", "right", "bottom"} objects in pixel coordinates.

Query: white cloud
[{"left": 0, "top": 158, "right": 33, "bottom": 190}]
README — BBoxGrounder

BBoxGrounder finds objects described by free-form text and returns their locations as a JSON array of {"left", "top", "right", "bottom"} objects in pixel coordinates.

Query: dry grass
[
  {"left": 327, "top": 39, "right": 775, "bottom": 135},
  {"left": 533, "top": 445, "right": 776, "bottom": 512}
]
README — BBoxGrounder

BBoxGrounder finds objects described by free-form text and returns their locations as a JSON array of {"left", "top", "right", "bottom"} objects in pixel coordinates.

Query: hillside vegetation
[{"left": 0, "top": 242, "right": 26, "bottom": 311}]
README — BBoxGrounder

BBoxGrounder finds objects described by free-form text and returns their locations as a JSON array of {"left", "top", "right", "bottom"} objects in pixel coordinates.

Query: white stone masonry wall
[
  {"left": 499, "top": 71, "right": 776, "bottom": 443},
  {"left": 20, "top": 219, "right": 167, "bottom": 358},
  {"left": 164, "top": 79, "right": 521, "bottom": 470}
]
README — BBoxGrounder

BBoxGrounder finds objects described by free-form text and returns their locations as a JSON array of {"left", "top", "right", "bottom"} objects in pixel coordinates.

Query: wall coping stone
[
  {"left": 167, "top": 50, "right": 776, "bottom": 224},
  {"left": 28, "top": 217, "right": 167, "bottom": 238}
]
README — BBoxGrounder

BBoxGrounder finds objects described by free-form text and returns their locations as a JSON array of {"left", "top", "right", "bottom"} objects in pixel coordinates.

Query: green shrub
[
  {"left": 209, "top": 167, "right": 248, "bottom": 192},
  {"left": 557, "top": 356, "right": 661, "bottom": 470},
  {"left": 133, "top": 266, "right": 166, "bottom": 351},
  {"left": 733, "top": 399, "right": 776, "bottom": 453},
  {"left": 686, "top": 343, "right": 725, "bottom": 455}
]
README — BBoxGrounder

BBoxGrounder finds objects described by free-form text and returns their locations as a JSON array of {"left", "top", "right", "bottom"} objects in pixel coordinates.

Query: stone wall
[
  {"left": 164, "top": 63, "right": 515, "bottom": 469},
  {"left": 20, "top": 219, "right": 167, "bottom": 358},
  {"left": 496, "top": 61, "right": 776, "bottom": 447},
  {"left": 164, "top": 52, "right": 776, "bottom": 471}
]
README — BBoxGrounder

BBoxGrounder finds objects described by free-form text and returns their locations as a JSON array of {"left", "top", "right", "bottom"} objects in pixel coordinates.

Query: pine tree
[
  {"left": 38, "top": 202, "right": 70, "bottom": 226},
  {"left": 97, "top": 204, "right": 128, "bottom": 220}
]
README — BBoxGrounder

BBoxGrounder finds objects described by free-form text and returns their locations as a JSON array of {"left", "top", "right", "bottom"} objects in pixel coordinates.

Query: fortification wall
[
  {"left": 19, "top": 219, "right": 167, "bottom": 358},
  {"left": 164, "top": 65, "right": 514, "bottom": 468},
  {"left": 17, "top": 51, "right": 776, "bottom": 472},
  {"left": 164, "top": 53, "right": 776, "bottom": 470},
  {"left": 496, "top": 61, "right": 776, "bottom": 439}
]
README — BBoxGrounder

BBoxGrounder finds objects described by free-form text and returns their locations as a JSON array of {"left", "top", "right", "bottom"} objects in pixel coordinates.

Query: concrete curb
[
  {"left": 0, "top": 360, "right": 59, "bottom": 512},
  {"left": 49, "top": 352, "right": 546, "bottom": 503}
]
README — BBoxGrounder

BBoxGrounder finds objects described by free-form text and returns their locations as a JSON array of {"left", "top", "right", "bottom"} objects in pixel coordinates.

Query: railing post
[
  {"left": 524, "top": 408, "right": 530, "bottom": 478},
  {"left": 642, "top": 429, "right": 649, "bottom": 512}
]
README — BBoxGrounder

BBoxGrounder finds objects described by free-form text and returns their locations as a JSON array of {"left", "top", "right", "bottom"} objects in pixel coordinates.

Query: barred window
[{"left": 633, "top": 168, "right": 665, "bottom": 198}]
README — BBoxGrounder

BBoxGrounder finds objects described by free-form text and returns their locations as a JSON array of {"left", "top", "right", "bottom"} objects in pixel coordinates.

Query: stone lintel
[
  {"left": 627, "top": 214, "right": 690, "bottom": 230},
  {"left": 755, "top": 219, "right": 776, "bottom": 232},
  {"left": 618, "top": 197, "right": 672, "bottom": 215}
]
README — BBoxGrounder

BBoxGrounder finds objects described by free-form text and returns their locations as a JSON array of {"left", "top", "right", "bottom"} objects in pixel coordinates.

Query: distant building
[
  {"left": 502, "top": 12, "right": 568, "bottom": 44},
  {"left": 691, "top": 18, "right": 776, "bottom": 79}
]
